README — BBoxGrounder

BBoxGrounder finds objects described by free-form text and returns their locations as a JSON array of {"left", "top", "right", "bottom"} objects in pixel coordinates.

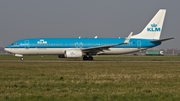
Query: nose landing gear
[{"left": 20, "top": 57, "right": 24, "bottom": 60}]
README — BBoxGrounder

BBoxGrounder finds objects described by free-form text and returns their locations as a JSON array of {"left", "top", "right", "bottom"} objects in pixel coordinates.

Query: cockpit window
[{"left": 11, "top": 43, "right": 19, "bottom": 46}]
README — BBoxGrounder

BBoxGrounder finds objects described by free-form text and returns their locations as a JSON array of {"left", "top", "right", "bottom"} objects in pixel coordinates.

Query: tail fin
[{"left": 132, "top": 9, "right": 166, "bottom": 39}]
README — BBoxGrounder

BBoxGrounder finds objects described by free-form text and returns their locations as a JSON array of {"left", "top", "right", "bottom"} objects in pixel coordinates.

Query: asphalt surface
[{"left": 0, "top": 60, "right": 180, "bottom": 62}]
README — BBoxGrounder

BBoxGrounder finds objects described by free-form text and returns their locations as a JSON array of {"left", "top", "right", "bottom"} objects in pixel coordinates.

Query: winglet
[{"left": 123, "top": 32, "right": 133, "bottom": 44}]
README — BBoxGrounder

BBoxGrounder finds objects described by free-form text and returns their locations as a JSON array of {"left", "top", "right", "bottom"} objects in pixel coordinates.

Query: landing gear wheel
[
  {"left": 83, "top": 56, "right": 93, "bottom": 61},
  {"left": 83, "top": 56, "right": 88, "bottom": 60},
  {"left": 88, "top": 56, "right": 93, "bottom": 60},
  {"left": 20, "top": 57, "right": 24, "bottom": 61}
]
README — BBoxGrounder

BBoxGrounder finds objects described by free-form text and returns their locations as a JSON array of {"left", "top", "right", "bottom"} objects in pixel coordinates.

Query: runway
[{"left": 0, "top": 60, "right": 180, "bottom": 63}]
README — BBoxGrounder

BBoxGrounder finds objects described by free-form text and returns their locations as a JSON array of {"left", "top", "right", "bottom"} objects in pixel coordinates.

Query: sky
[{"left": 0, "top": 0, "right": 179, "bottom": 49}]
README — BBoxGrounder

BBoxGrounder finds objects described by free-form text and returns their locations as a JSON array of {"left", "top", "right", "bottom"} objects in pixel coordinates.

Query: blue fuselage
[{"left": 6, "top": 38, "right": 161, "bottom": 49}]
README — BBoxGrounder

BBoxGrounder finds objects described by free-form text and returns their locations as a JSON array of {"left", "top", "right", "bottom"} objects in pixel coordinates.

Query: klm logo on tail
[{"left": 147, "top": 23, "right": 161, "bottom": 32}]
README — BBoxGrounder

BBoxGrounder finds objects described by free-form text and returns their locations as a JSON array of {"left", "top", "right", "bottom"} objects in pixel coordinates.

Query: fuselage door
[
  {"left": 75, "top": 42, "right": 83, "bottom": 48},
  {"left": 25, "top": 40, "right": 29, "bottom": 49},
  {"left": 137, "top": 40, "right": 141, "bottom": 49}
]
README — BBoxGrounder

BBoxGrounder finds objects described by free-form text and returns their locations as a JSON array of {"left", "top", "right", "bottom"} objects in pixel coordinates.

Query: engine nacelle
[{"left": 64, "top": 49, "right": 83, "bottom": 58}]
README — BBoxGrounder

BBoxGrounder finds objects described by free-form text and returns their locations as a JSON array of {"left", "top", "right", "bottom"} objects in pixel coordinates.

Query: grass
[{"left": 0, "top": 59, "right": 180, "bottom": 101}]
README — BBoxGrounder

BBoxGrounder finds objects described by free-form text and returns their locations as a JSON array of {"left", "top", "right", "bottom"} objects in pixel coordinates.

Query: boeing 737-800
[{"left": 5, "top": 9, "right": 174, "bottom": 60}]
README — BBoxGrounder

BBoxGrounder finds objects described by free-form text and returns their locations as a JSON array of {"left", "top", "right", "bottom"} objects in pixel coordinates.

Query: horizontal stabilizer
[{"left": 151, "top": 37, "right": 175, "bottom": 42}]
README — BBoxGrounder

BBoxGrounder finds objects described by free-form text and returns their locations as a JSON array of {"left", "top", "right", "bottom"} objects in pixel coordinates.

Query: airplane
[{"left": 5, "top": 9, "right": 174, "bottom": 60}]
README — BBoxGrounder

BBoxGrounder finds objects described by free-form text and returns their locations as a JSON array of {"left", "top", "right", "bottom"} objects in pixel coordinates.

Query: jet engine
[{"left": 64, "top": 49, "right": 83, "bottom": 58}]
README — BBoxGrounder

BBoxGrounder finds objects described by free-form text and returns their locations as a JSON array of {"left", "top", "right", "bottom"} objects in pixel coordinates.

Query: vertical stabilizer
[{"left": 132, "top": 9, "right": 166, "bottom": 39}]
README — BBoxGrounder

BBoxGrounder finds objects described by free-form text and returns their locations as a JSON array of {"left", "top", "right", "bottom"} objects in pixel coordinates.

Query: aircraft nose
[
  {"left": 4, "top": 48, "right": 10, "bottom": 52},
  {"left": 4, "top": 48, "right": 8, "bottom": 51}
]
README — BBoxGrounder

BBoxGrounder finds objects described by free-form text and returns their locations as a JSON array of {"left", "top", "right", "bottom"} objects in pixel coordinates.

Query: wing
[{"left": 81, "top": 32, "right": 133, "bottom": 53}]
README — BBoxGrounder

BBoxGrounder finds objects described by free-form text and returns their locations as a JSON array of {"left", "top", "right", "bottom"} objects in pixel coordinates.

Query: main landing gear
[{"left": 83, "top": 55, "right": 93, "bottom": 61}]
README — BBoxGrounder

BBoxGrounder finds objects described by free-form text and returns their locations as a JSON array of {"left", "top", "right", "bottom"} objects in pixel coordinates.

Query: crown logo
[
  {"left": 70, "top": 52, "right": 75, "bottom": 56},
  {"left": 37, "top": 39, "right": 47, "bottom": 44},
  {"left": 151, "top": 23, "right": 157, "bottom": 27}
]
